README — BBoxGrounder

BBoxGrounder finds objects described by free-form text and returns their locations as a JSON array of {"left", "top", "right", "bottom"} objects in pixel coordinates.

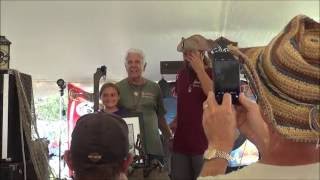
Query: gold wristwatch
[{"left": 203, "top": 148, "right": 232, "bottom": 161}]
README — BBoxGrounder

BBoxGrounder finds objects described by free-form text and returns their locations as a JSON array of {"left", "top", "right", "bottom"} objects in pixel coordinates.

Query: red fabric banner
[{"left": 67, "top": 83, "right": 93, "bottom": 147}]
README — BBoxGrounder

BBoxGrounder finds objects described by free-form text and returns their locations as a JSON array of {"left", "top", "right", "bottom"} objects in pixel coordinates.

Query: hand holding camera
[{"left": 202, "top": 92, "right": 237, "bottom": 152}]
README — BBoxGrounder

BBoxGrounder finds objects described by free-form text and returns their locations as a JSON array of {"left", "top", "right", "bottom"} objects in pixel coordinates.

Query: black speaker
[
  {"left": 160, "top": 61, "right": 184, "bottom": 74},
  {"left": 0, "top": 162, "right": 24, "bottom": 180},
  {"left": 0, "top": 70, "right": 34, "bottom": 180}
]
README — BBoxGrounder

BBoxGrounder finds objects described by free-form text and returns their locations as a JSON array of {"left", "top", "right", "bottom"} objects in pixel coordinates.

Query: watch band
[{"left": 203, "top": 148, "right": 233, "bottom": 161}]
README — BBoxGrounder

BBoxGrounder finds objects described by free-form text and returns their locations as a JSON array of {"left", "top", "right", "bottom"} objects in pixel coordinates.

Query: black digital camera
[{"left": 210, "top": 45, "right": 240, "bottom": 105}]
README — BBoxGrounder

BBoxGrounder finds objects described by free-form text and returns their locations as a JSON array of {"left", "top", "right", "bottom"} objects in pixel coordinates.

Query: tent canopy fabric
[{"left": 1, "top": 1, "right": 319, "bottom": 83}]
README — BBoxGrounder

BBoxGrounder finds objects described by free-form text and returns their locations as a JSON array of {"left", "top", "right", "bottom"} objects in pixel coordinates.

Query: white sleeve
[{"left": 197, "top": 176, "right": 214, "bottom": 180}]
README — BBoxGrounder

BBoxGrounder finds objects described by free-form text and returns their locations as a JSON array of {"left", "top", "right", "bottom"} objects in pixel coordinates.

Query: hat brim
[
  {"left": 177, "top": 39, "right": 215, "bottom": 52},
  {"left": 242, "top": 43, "right": 319, "bottom": 143}
]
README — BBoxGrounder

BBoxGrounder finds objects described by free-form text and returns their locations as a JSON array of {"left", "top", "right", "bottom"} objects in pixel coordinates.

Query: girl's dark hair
[{"left": 99, "top": 83, "right": 120, "bottom": 97}]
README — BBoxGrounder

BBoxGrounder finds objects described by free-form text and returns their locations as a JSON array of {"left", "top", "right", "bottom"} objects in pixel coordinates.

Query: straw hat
[{"left": 235, "top": 15, "right": 320, "bottom": 143}]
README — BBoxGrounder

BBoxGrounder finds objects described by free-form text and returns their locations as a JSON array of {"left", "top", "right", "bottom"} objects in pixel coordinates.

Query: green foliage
[{"left": 35, "top": 95, "right": 67, "bottom": 121}]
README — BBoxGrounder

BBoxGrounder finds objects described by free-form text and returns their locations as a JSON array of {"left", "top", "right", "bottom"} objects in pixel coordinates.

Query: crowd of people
[{"left": 64, "top": 15, "right": 319, "bottom": 180}]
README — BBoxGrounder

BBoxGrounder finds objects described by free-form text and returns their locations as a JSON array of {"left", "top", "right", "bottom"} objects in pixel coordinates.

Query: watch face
[{"left": 204, "top": 149, "right": 217, "bottom": 159}]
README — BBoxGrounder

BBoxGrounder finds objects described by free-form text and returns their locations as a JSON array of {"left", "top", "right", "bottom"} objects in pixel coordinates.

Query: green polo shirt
[{"left": 117, "top": 78, "right": 166, "bottom": 156}]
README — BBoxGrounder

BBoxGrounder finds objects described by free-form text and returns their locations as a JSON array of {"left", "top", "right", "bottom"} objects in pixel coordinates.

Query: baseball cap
[{"left": 70, "top": 112, "right": 129, "bottom": 170}]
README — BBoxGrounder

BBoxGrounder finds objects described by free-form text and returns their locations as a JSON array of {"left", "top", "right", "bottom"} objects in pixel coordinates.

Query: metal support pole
[{"left": 56, "top": 79, "right": 66, "bottom": 180}]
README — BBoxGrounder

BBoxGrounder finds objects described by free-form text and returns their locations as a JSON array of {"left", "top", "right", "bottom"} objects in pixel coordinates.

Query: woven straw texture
[{"left": 238, "top": 15, "right": 320, "bottom": 143}]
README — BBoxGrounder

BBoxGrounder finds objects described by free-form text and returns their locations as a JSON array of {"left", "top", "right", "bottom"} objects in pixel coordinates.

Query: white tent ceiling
[{"left": 1, "top": 0, "right": 319, "bottom": 86}]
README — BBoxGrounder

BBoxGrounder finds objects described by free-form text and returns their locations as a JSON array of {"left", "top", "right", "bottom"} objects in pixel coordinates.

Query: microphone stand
[
  {"left": 57, "top": 79, "right": 66, "bottom": 180},
  {"left": 93, "top": 66, "right": 107, "bottom": 112}
]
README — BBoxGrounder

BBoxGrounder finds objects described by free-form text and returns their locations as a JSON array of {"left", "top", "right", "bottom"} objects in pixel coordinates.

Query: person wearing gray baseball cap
[
  {"left": 170, "top": 34, "right": 214, "bottom": 180},
  {"left": 64, "top": 112, "right": 133, "bottom": 180}
]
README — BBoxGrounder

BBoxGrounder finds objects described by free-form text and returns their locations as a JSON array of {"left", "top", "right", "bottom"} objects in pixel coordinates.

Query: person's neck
[
  {"left": 128, "top": 77, "right": 145, "bottom": 85},
  {"left": 74, "top": 173, "right": 127, "bottom": 180},
  {"left": 259, "top": 134, "right": 320, "bottom": 166},
  {"left": 118, "top": 173, "right": 128, "bottom": 180},
  {"left": 104, "top": 107, "right": 119, "bottom": 113}
]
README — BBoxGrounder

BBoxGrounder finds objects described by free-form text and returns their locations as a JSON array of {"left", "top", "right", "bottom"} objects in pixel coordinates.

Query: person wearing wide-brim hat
[
  {"left": 170, "top": 34, "right": 214, "bottom": 180},
  {"left": 198, "top": 15, "right": 319, "bottom": 180}
]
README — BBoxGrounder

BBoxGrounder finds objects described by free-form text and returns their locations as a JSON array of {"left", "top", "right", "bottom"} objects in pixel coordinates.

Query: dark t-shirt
[
  {"left": 173, "top": 67, "right": 212, "bottom": 155},
  {"left": 113, "top": 107, "right": 129, "bottom": 117},
  {"left": 99, "top": 107, "right": 128, "bottom": 117}
]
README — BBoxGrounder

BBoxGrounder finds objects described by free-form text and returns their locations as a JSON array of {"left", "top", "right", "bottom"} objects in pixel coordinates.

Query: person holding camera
[
  {"left": 198, "top": 15, "right": 320, "bottom": 179},
  {"left": 170, "top": 34, "right": 214, "bottom": 180}
]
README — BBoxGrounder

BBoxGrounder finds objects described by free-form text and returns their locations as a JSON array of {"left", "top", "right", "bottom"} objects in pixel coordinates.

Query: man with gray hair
[{"left": 116, "top": 48, "right": 173, "bottom": 169}]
